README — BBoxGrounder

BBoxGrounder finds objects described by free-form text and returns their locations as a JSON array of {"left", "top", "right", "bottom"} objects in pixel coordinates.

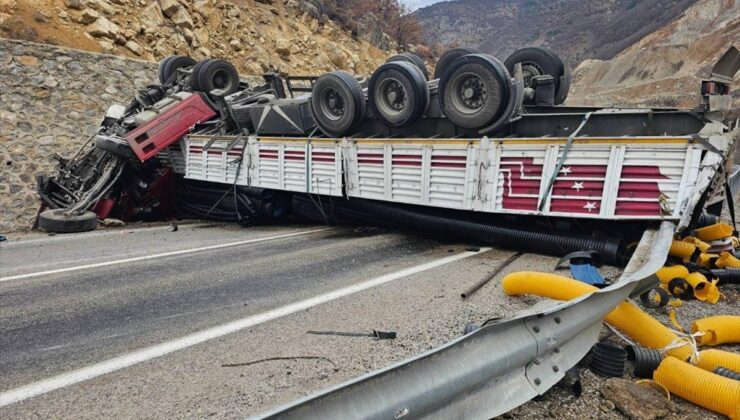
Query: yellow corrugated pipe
[
  {"left": 683, "top": 236, "right": 711, "bottom": 252},
  {"left": 502, "top": 272, "right": 693, "bottom": 360},
  {"left": 669, "top": 240, "right": 696, "bottom": 262},
  {"left": 716, "top": 251, "right": 740, "bottom": 268},
  {"left": 696, "top": 349, "right": 740, "bottom": 372},
  {"left": 691, "top": 316, "right": 740, "bottom": 346},
  {"left": 695, "top": 223, "right": 734, "bottom": 241},
  {"left": 654, "top": 356, "right": 740, "bottom": 418},
  {"left": 656, "top": 266, "right": 689, "bottom": 284},
  {"left": 684, "top": 272, "right": 720, "bottom": 303},
  {"left": 697, "top": 253, "right": 719, "bottom": 267}
]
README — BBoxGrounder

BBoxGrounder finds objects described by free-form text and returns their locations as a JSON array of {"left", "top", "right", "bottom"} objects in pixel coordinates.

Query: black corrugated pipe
[
  {"left": 338, "top": 199, "right": 626, "bottom": 266},
  {"left": 708, "top": 268, "right": 740, "bottom": 284}
]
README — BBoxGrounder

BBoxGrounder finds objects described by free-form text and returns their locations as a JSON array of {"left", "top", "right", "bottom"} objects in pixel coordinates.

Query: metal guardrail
[
  {"left": 729, "top": 164, "right": 740, "bottom": 197},
  {"left": 254, "top": 221, "right": 675, "bottom": 420}
]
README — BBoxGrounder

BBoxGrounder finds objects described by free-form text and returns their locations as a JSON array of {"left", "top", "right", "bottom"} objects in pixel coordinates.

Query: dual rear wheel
[
  {"left": 309, "top": 46, "right": 571, "bottom": 136},
  {"left": 157, "top": 55, "right": 241, "bottom": 96}
]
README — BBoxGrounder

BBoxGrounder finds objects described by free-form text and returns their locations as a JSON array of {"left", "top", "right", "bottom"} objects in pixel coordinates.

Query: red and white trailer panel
[{"left": 182, "top": 126, "right": 734, "bottom": 223}]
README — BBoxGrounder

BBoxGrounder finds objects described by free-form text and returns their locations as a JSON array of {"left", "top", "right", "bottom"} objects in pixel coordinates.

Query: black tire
[
  {"left": 539, "top": 47, "right": 569, "bottom": 104},
  {"left": 158, "top": 55, "right": 196, "bottom": 85},
  {"left": 438, "top": 53, "right": 512, "bottom": 129},
  {"left": 504, "top": 47, "right": 569, "bottom": 104},
  {"left": 433, "top": 47, "right": 480, "bottom": 80},
  {"left": 38, "top": 209, "right": 98, "bottom": 233},
  {"left": 190, "top": 58, "right": 214, "bottom": 91},
  {"left": 191, "top": 59, "right": 240, "bottom": 95},
  {"left": 310, "top": 71, "right": 366, "bottom": 137},
  {"left": 386, "top": 52, "right": 429, "bottom": 80},
  {"left": 369, "top": 61, "right": 429, "bottom": 127}
]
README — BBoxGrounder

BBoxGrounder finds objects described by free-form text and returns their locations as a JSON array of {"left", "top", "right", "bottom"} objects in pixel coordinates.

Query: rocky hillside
[
  {"left": 568, "top": 0, "right": 739, "bottom": 109},
  {"left": 0, "top": 0, "right": 392, "bottom": 76},
  {"left": 414, "top": 0, "right": 696, "bottom": 66}
]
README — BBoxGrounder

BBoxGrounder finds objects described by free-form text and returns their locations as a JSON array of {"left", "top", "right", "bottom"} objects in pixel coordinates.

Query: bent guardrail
[{"left": 254, "top": 221, "right": 675, "bottom": 420}]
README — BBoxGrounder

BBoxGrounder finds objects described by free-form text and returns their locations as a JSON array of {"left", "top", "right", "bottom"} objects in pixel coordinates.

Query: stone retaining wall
[{"left": 0, "top": 38, "right": 157, "bottom": 233}]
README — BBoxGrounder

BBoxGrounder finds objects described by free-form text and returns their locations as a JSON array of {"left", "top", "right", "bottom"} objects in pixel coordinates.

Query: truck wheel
[
  {"left": 189, "top": 58, "right": 213, "bottom": 91},
  {"left": 433, "top": 47, "right": 480, "bottom": 80},
  {"left": 310, "top": 71, "right": 366, "bottom": 137},
  {"left": 386, "top": 52, "right": 429, "bottom": 80},
  {"left": 504, "top": 47, "right": 569, "bottom": 104},
  {"left": 38, "top": 209, "right": 98, "bottom": 233},
  {"left": 369, "top": 61, "right": 429, "bottom": 127},
  {"left": 439, "top": 54, "right": 512, "bottom": 129},
  {"left": 158, "top": 55, "right": 196, "bottom": 85},
  {"left": 191, "top": 59, "right": 239, "bottom": 95}
]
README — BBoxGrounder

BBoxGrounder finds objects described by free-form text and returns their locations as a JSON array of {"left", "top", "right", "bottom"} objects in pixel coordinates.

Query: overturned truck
[{"left": 37, "top": 47, "right": 739, "bottom": 266}]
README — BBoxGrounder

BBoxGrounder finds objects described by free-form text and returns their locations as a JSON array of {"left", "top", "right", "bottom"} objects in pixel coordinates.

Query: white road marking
[
  {"left": 0, "top": 228, "right": 333, "bottom": 282},
  {"left": 0, "top": 247, "right": 491, "bottom": 407},
  {"left": 0, "top": 222, "right": 211, "bottom": 248}
]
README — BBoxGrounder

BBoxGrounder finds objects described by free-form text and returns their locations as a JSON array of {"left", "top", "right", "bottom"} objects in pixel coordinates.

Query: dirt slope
[
  {"left": 568, "top": 0, "right": 739, "bottom": 109},
  {"left": 0, "top": 0, "right": 391, "bottom": 76}
]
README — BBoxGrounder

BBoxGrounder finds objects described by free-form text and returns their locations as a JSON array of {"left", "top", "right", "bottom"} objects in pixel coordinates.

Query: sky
[{"left": 400, "top": 0, "right": 449, "bottom": 11}]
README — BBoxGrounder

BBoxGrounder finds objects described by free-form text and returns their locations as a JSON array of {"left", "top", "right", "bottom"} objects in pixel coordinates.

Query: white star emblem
[
  {"left": 583, "top": 202, "right": 597, "bottom": 212},
  {"left": 560, "top": 167, "right": 572, "bottom": 175},
  {"left": 571, "top": 181, "right": 584, "bottom": 191}
]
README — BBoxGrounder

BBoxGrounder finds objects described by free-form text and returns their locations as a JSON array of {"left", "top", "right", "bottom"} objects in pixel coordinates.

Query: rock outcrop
[{"left": 0, "top": 0, "right": 391, "bottom": 76}]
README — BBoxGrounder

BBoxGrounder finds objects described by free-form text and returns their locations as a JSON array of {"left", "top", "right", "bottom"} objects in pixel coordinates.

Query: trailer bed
[{"left": 177, "top": 122, "right": 734, "bottom": 223}]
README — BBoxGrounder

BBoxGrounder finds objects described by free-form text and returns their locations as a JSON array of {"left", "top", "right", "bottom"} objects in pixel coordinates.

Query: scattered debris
[
  {"left": 307, "top": 330, "right": 397, "bottom": 340},
  {"left": 222, "top": 356, "right": 336, "bottom": 368},
  {"left": 101, "top": 218, "right": 126, "bottom": 227},
  {"left": 601, "top": 378, "right": 675, "bottom": 420},
  {"left": 461, "top": 251, "right": 523, "bottom": 299},
  {"left": 554, "top": 250, "right": 606, "bottom": 286}
]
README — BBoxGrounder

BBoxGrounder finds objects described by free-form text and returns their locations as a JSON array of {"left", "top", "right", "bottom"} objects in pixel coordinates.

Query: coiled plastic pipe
[
  {"left": 501, "top": 272, "right": 693, "bottom": 360},
  {"left": 654, "top": 356, "right": 740, "bottom": 418},
  {"left": 656, "top": 266, "right": 689, "bottom": 284},
  {"left": 691, "top": 316, "right": 740, "bottom": 346},
  {"left": 696, "top": 349, "right": 740, "bottom": 372},
  {"left": 716, "top": 252, "right": 740, "bottom": 268},
  {"left": 669, "top": 240, "right": 696, "bottom": 262},
  {"left": 695, "top": 223, "right": 734, "bottom": 241}
]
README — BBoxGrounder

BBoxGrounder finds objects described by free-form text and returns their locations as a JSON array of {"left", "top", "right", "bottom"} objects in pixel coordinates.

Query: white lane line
[
  {"left": 0, "top": 222, "right": 212, "bottom": 248},
  {"left": 0, "top": 228, "right": 333, "bottom": 282},
  {"left": 0, "top": 247, "right": 490, "bottom": 407}
]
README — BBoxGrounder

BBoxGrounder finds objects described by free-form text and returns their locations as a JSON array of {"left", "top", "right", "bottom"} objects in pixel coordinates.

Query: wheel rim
[
  {"left": 520, "top": 61, "right": 544, "bottom": 88},
  {"left": 212, "top": 69, "right": 233, "bottom": 91},
  {"left": 320, "top": 87, "right": 345, "bottom": 121},
  {"left": 449, "top": 72, "right": 487, "bottom": 115},
  {"left": 376, "top": 77, "right": 407, "bottom": 117}
]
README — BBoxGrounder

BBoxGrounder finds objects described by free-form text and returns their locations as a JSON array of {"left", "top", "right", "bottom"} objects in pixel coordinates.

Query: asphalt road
[
  {"left": 0, "top": 222, "right": 727, "bottom": 420},
  {"left": 0, "top": 222, "right": 513, "bottom": 417}
]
